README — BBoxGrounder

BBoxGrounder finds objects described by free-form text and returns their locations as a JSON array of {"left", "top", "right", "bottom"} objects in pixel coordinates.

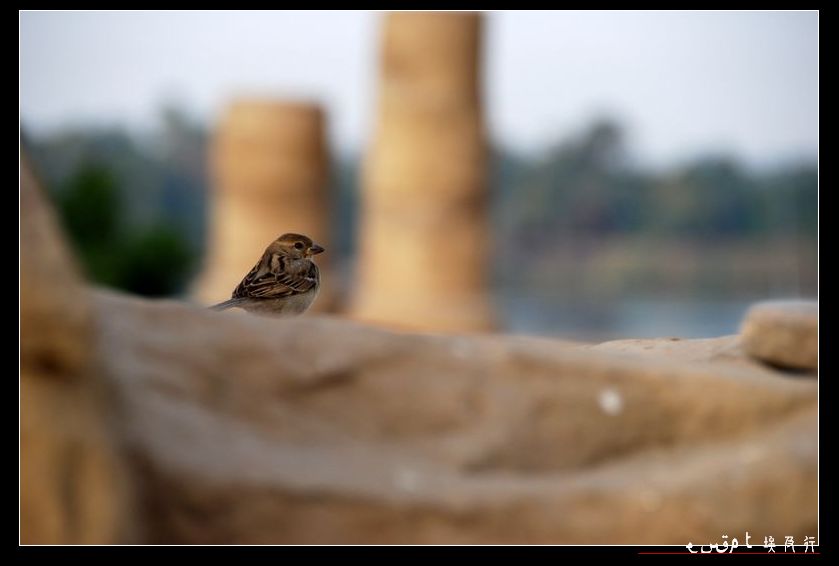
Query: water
[{"left": 498, "top": 295, "right": 761, "bottom": 342}]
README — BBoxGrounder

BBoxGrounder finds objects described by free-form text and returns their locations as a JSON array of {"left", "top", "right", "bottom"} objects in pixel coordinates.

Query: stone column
[
  {"left": 351, "top": 12, "right": 494, "bottom": 332},
  {"left": 195, "top": 99, "right": 334, "bottom": 311}
]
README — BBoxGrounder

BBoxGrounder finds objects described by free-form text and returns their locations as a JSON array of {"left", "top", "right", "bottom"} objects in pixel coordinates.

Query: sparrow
[{"left": 210, "top": 233, "right": 324, "bottom": 315}]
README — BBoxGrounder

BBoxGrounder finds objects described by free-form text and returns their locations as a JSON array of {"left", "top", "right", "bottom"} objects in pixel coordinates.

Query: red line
[{"left": 638, "top": 552, "right": 820, "bottom": 555}]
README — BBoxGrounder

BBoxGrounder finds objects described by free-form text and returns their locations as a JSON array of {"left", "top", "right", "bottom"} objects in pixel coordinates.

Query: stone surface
[
  {"left": 590, "top": 336, "right": 758, "bottom": 369},
  {"left": 20, "top": 156, "right": 90, "bottom": 376},
  {"left": 20, "top": 155, "right": 131, "bottom": 544},
  {"left": 194, "top": 99, "right": 335, "bottom": 311},
  {"left": 92, "top": 290, "right": 816, "bottom": 544},
  {"left": 351, "top": 12, "right": 494, "bottom": 332},
  {"left": 740, "top": 301, "right": 818, "bottom": 371},
  {"left": 21, "top": 150, "right": 818, "bottom": 544}
]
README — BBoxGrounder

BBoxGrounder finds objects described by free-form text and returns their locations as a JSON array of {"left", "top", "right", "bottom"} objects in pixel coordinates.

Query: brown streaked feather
[{"left": 231, "top": 253, "right": 319, "bottom": 300}]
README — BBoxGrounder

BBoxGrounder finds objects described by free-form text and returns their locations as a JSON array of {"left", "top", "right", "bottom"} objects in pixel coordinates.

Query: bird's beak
[{"left": 310, "top": 244, "right": 325, "bottom": 255}]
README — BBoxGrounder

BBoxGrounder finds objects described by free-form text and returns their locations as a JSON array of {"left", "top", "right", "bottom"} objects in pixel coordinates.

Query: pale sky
[{"left": 20, "top": 10, "right": 818, "bottom": 167}]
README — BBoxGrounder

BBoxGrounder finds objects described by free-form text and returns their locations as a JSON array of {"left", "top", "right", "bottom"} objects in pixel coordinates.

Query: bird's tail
[{"left": 209, "top": 297, "right": 246, "bottom": 311}]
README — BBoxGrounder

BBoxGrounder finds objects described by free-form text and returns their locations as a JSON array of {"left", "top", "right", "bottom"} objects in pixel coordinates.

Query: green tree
[{"left": 51, "top": 161, "right": 195, "bottom": 297}]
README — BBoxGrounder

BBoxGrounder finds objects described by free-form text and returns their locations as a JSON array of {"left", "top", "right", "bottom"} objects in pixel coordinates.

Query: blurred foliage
[
  {"left": 25, "top": 104, "right": 206, "bottom": 297},
  {"left": 117, "top": 227, "right": 194, "bottom": 296},
  {"left": 24, "top": 109, "right": 816, "bottom": 301},
  {"left": 49, "top": 161, "right": 194, "bottom": 296},
  {"left": 495, "top": 118, "right": 817, "bottom": 246},
  {"left": 491, "top": 118, "right": 816, "bottom": 297}
]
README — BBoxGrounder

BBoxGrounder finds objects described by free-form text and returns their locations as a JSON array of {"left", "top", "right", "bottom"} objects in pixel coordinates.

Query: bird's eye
[{"left": 294, "top": 242, "right": 304, "bottom": 250}]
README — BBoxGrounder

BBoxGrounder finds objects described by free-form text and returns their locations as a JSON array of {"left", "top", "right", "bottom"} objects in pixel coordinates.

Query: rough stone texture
[
  {"left": 591, "top": 336, "right": 756, "bottom": 368},
  {"left": 20, "top": 155, "right": 130, "bottom": 544},
  {"left": 21, "top": 151, "right": 818, "bottom": 544},
  {"left": 20, "top": 156, "right": 90, "bottom": 375},
  {"left": 90, "top": 291, "right": 817, "bottom": 544},
  {"left": 194, "top": 99, "right": 335, "bottom": 311},
  {"left": 740, "top": 301, "right": 818, "bottom": 371},
  {"left": 351, "top": 12, "right": 494, "bottom": 332}
]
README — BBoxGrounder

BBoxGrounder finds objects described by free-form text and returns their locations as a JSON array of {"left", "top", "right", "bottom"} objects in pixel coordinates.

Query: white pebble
[{"left": 598, "top": 388, "right": 624, "bottom": 416}]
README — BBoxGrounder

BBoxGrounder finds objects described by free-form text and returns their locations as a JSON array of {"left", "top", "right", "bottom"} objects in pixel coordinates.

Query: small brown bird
[{"left": 210, "top": 233, "right": 324, "bottom": 315}]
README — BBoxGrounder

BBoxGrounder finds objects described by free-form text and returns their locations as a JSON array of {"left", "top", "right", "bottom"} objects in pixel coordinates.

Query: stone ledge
[
  {"left": 92, "top": 289, "right": 816, "bottom": 544},
  {"left": 740, "top": 301, "right": 818, "bottom": 371}
]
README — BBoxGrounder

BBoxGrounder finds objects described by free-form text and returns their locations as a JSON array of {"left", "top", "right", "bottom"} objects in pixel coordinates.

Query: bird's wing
[{"left": 232, "top": 255, "right": 319, "bottom": 300}]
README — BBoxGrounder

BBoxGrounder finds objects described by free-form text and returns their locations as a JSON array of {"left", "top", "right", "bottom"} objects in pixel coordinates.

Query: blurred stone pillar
[
  {"left": 351, "top": 12, "right": 494, "bottom": 331},
  {"left": 195, "top": 99, "right": 334, "bottom": 311}
]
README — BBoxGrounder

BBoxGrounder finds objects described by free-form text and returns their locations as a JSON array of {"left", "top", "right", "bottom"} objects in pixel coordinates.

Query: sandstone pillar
[
  {"left": 195, "top": 100, "right": 333, "bottom": 311},
  {"left": 351, "top": 12, "right": 494, "bottom": 331}
]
